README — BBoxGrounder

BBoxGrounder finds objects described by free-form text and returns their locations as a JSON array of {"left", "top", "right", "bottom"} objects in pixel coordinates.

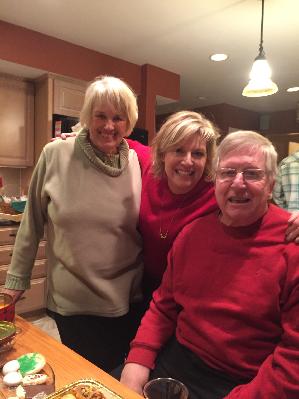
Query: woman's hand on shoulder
[
  {"left": 51, "top": 132, "right": 77, "bottom": 142},
  {"left": 120, "top": 363, "right": 150, "bottom": 395},
  {"left": 285, "top": 211, "right": 299, "bottom": 244}
]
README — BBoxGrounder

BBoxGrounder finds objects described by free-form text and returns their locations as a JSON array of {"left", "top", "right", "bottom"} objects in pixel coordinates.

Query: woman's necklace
[{"left": 159, "top": 192, "right": 189, "bottom": 239}]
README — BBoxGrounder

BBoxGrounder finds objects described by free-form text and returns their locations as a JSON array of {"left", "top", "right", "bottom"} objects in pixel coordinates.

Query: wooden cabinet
[
  {"left": 53, "top": 78, "right": 86, "bottom": 117},
  {"left": 0, "top": 73, "right": 34, "bottom": 167},
  {"left": 34, "top": 74, "right": 86, "bottom": 161},
  {"left": 0, "top": 226, "right": 47, "bottom": 315},
  {"left": 20, "top": 74, "right": 87, "bottom": 191}
]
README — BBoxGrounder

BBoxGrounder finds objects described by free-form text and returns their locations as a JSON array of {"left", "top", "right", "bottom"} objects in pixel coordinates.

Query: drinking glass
[
  {"left": 143, "top": 378, "right": 189, "bottom": 399},
  {"left": 0, "top": 293, "right": 15, "bottom": 321},
  {"left": 0, "top": 293, "right": 22, "bottom": 335}
]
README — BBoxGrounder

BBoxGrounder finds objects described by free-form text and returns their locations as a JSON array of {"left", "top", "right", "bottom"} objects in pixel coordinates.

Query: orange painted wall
[{"left": 0, "top": 21, "right": 180, "bottom": 138}]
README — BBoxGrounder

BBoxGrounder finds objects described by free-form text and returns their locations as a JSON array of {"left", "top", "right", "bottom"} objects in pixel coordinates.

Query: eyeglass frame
[{"left": 216, "top": 167, "right": 266, "bottom": 182}]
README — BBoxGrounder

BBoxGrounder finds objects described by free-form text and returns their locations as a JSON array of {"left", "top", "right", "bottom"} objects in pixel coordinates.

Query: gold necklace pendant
[
  {"left": 159, "top": 227, "right": 168, "bottom": 239},
  {"left": 159, "top": 192, "right": 189, "bottom": 240}
]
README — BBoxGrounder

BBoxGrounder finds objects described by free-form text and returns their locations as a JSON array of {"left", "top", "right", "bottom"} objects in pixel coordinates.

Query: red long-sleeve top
[
  {"left": 127, "top": 139, "right": 218, "bottom": 293},
  {"left": 127, "top": 204, "right": 299, "bottom": 399}
]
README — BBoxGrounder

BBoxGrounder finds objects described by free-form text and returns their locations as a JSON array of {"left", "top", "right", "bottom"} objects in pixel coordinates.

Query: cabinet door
[
  {"left": 0, "top": 227, "right": 19, "bottom": 245},
  {"left": 15, "top": 277, "right": 47, "bottom": 314},
  {"left": 0, "top": 259, "right": 47, "bottom": 285},
  {"left": 0, "top": 74, "right": 34, "bottom": 166},
  {"left": 0, "top": 241, "right": 46, "bottom": 266},
  {"left": 53, "top": 79, "right": 86, "bottom": 118}
]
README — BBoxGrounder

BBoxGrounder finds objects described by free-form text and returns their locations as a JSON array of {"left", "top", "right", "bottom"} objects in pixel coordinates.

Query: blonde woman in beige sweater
[{"left": 1, "top": 76, "right": 144, "bottom": 372}]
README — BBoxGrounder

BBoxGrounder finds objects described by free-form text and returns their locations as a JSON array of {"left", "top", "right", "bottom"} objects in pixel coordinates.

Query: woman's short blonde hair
[
  {"left": 213, "top": 130, "right": 278, "bottom": 183},
  {"left": 152, "top": 111, "right": 220, "bottom": 180},
  {"left": 80, "top": 75, "right": 138, "bottom": 134}
]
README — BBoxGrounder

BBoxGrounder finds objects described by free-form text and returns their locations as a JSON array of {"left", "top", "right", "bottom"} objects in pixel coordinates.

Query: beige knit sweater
[{"left": 5, "top": 131, "right": 143, "bottom": 316}]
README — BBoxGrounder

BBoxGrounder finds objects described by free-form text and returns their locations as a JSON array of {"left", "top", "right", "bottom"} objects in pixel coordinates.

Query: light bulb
[{"left": 249, "top": 58, "right": 272, "bottom": 80}]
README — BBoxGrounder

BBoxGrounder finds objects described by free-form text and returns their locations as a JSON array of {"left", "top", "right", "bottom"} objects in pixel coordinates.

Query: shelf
[{"left": 0, "top": 213, "right": 23, "bottom": 222}]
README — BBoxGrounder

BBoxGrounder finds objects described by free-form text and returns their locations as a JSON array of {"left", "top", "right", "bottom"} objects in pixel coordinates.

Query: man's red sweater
[{"left": 127, "top": 204, "right": 299, "bottom": 398}]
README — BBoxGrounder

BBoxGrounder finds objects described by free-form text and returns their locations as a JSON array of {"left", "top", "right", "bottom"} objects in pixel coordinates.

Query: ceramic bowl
[
  {"left": 11, "top": 200, "right": 26, "bottom": 213},
  {"left": 0, "top": 321, "right": 16, "bottom": 346}
]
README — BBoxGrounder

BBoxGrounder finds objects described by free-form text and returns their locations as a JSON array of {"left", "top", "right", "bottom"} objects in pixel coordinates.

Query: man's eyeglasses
[{"left": 216, "top": 168, "right": 266, "bottom": 182}]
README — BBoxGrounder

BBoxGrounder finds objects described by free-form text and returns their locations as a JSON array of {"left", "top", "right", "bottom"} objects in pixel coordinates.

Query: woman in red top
[{"left": 133, "top": 111, "right": 219, "bottom": 299}]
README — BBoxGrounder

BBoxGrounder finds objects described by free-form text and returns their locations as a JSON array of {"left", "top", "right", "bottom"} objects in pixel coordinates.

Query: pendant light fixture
[{"left": 242, "top": 0, "right": 278, "bottom": 97}]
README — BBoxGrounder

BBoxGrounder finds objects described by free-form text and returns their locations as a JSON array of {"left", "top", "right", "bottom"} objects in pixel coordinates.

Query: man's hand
[
  {"left": 120, "top": 363, "right": 150, "bottom": 395},
  {"left": 51, "top": 132, "right": 77, "bottom": 142},
  {"left": 285, "top": 211, "right": 299, "bottom": 243}
]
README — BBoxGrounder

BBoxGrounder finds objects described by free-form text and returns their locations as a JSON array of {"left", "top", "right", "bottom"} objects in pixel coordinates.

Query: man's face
[{"left": 215, "top": 149, "right": 273, "bottom": 226}]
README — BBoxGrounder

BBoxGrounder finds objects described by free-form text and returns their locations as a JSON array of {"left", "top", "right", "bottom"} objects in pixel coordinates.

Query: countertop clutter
[{"left": 0, "top": 316, "right": 142, "bottom": 399}]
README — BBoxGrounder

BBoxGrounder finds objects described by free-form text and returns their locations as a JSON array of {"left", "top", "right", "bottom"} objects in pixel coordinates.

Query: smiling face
[
  {"left": 88, "top": 103, "right": 129, "bottom": 154},
  {"left": 215, "top": 148, "right": 273, "bottom": 226},
  {"left": 163, "top": 136, "right": 207, "bottom": 194}
]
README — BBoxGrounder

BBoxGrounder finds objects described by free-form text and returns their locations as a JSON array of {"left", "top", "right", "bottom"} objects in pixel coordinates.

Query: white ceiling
[{"left": 0, "top": 0, "right": 299, "bottom": 115}]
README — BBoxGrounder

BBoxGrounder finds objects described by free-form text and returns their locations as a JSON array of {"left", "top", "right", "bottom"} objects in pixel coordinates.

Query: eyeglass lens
[{"left": 217, "top": 168, "right": 265, "bottom": 181}]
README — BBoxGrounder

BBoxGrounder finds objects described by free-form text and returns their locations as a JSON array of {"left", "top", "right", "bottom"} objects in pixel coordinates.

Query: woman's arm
[{"left": 5, "top": 151, "right": 48, "bottom": 296}]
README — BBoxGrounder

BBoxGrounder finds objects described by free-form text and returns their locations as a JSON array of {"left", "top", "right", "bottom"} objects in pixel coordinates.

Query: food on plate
[
  {"left": 16, "top": 385, "right": 26, "bottom": 399},
  {"left": 2, "top": 359, "right": 20, "bottom": 375},
  {"left": 17, "top": 353, "right": 46, "bottom": 376},
  {"left": 61, "top": 385, "right": 106, "bottom": 399},
  {"left": 0, "top": 355, "right": 55, "bottom": 399},
  {"left": 3, "top": 371, "right": 22, "bottom": 386},
  {"left": 60, "top": 395, "right": 76, "bottom": 399},
  {"left": 22, "top": 373, "right": 48, "bottom": 386}
]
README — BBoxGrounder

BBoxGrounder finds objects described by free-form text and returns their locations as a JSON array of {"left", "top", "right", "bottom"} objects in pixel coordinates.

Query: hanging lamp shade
[
  {"left": 242, "top": 0, "right": 278, "bottom": 98},
  {"left": 242, "top": 52, "right": 278, "bottom": 97}
]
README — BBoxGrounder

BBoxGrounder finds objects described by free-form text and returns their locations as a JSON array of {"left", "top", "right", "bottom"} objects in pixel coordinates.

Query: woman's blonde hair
[
  {"left": 80, "top": 75, "right": 138, "bottom": 134},
  {"left": 152, "top": 111, "right": 220, "bottom": 180},
  {"left": 213, "top": 130, "right": 278, "bottom": 183}
]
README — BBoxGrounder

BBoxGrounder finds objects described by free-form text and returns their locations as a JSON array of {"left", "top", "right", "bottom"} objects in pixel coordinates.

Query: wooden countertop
[{"left": 0, "top": 316, "right": 142, "bottom": 399}]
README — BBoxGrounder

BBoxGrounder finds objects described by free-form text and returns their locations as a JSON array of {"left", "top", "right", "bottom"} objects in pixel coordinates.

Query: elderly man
[{"left": 120, "top": 131, "right": 299, "bottom": 399}]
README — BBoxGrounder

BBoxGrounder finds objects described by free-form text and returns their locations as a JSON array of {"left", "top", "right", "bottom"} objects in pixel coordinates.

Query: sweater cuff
[
  {"left": 126, "top": 346, "right": 157, "bottom": 370},
  {"left": 5, "top": 273, "right": 31, "bottom": 290}
]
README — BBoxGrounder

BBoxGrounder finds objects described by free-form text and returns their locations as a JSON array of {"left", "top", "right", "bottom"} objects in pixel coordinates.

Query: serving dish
[
  {"left": 0, "top": 358, "right": 55, "bottom": 399},
  {"left": 0, "top": 321, "right": 16, "bottom": 346},
  {"left": 45, "top": 379, "right": 122, "bottom": 399},
  {"left": 11, "top": 200, "right": 27, "bottom": 213}
]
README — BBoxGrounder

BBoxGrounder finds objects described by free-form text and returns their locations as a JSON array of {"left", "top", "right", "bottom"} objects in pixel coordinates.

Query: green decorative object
[{"left": 11, "top": 200, "right": 26, "bottom": 213}]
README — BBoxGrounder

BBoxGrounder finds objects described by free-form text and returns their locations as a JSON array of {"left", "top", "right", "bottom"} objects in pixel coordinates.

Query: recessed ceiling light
[
  {"left": 210, "top": 53, "right": 228, "bottom": 62},
  {"left": 286, "top": 87, "right": 299, "bottom": 92},
  {"left": 198, "top": 96, "right": 207, "bottom": 100}
]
